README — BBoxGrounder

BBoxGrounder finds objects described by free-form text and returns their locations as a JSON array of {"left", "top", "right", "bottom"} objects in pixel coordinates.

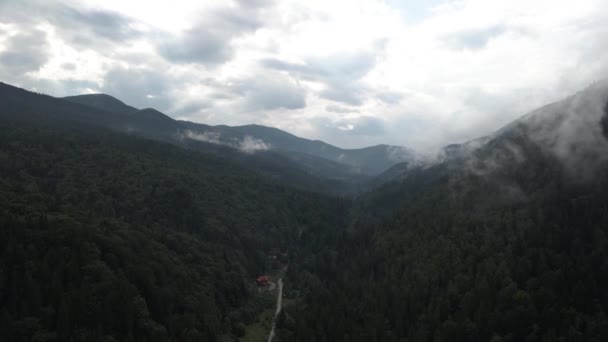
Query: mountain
[
  {"left": 64, "top": 93, "right": 414, "bottom": 176},
  {"left": 274, "top": 82, "right": 608, "bottom": 341},
  {"left": 4, "top": 79, "right": 608, "bottom": 341},
  {"left": 63, "top": 93, "right": 138, "bottom": 114},
  {"left": 0, "top": 82, "right": 367, "bottom": 194},
  {"left": 227, "top": 124, "right": 414, "bottom": 175},
  {"left": 0, "top": 117, "right": 349, "bottom": 342}
]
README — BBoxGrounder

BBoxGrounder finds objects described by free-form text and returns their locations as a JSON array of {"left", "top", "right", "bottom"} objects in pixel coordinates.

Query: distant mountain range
[
  {"left": 0, "top": 82, "right": 418, "bottom": 194},
  {"left": 62, "top": 92, "right": 414, "bottom": 176},
  {"left": 0, "top": 82, "right": 417, "bottom": 194}
]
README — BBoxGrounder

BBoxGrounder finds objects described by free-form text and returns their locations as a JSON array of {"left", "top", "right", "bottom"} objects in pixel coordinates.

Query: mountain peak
[{"left": 63, "top": 93, "right": 138, "bottom": 114}]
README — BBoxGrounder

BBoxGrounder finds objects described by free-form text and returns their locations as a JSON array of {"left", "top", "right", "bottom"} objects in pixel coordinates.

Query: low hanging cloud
[
  {"left": 238, "top": 136, "right": 271, "bottom": 153},
  {"left": 184, "top": 130, "right": 271, "bottom": 154},
  {"left": 522, "top": 81, "right": 608, "bottom": 180},
  {"left": 184, "top": 130, "right": 222, "bottom": 144}
]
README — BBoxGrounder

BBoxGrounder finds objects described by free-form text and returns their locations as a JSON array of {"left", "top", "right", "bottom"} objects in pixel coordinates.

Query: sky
[{"left": 0, "top": 0, "right": 607, "bottom": 152}]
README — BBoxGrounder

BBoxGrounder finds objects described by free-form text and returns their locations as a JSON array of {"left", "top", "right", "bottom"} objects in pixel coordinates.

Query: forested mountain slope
[
  {"left": 0, "top": 122, "right": 348, "bottom": 341},
  {"left": 64, "top": 92, "right": 414, "bottom": 177},
  {"left": 0, "top": 83, "right": 367, "bottom": 195},
  {"left": 275, "top": 83, "right": 608, "bottom": 342},
  {"left": 3, "top": 79, "right": 608, "bottom": 342}
]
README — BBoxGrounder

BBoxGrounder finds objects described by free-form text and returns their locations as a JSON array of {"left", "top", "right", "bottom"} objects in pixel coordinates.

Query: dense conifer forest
[
  {"left": 0, "top": 122, "right": 348, "bottom": 341},
  {"left": 2, "top": 83, "right": 608, "bottom": 342}
]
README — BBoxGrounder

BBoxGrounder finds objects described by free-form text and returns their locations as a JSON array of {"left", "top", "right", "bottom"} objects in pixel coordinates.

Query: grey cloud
[
  {"left": 443, "top": 24, "right": 507, "bottom": 50},
  {"left": 260, "top": 58, "right": 308, "bottom": 72},
  {"left": 173, "top": 100, "right": 213, "bottom": 118},
  {"left": 159, "top": 5, "right": 267, "bottom": 65},
  {"left": 101, "top": 67, "right": 172, "bottom": 110},
  {"left": 314, "top": 115, "right": 386, "bottom": 137},
  {"left": 326, "top": 104, "right": 358, "bottom": 113},
  {"left": 377, "top": 91, "right": 404, "bottom": 104},
  {"left": 235, "top": 0, "right": 274, "bottom": 9},
  {"left": 321, "top": 84, "right": 365, "bottom": 106},
  {"left": 261, "top": 50, "right": 379, "bottom": 106},
  {"left": 0, "top": 29, "right": 50, "bottom": 76},
  {"left": 62, "top": 63, "right": 77, "bottom": 71},
  {"left": 0, "top": 1, "right": 140, "bottom": 48},
  {"left": 347, "top": 116, "right": 386, "bottom": 136},
  {"left": 54, "top": 5, "right": 140, "bottom": 44},
  {"left": 28, "top": 78, "right": 100, "bottom": 97},
  {"left": 231, "top": 73, "right": 307, "bottom": 111},
  {"left": 159, "top": 27, "right": 234, "bottom": 65}
]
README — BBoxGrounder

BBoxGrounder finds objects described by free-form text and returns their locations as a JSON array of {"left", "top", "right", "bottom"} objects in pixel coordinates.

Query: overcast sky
[{"left": 0, "top": 0, "right": 607, "bottom": 151}]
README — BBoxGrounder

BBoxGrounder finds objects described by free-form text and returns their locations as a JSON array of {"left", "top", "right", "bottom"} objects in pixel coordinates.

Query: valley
[{"left": 1, "top": 81, "right": 608, "bottom": 341}]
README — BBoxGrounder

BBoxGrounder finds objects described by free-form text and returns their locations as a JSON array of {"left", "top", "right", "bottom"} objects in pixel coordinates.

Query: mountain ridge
[{"left": 64, "top": 92, "right": 414, "bottom": 176}]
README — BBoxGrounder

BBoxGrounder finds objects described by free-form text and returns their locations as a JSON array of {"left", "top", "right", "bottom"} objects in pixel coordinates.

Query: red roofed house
[{"left": 256, "top": 275, "right": 270, "bottom": 287}]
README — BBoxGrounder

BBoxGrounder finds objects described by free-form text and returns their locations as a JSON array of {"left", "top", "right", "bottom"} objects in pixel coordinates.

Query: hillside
[
  {"left": 64, "top": 93, "right": 414, "bottom": 176},
  {"left": 3, "top": 80, "right": 608, "bottom": 341},
  {"left": 0, "top": 121, "right": 348, "bottom": 341},
  {"left": 274, "top": 83, "right": 608, "bottom": 342},
  {"left": 0, "top": 83, "right": 365, "bottom": 195}
]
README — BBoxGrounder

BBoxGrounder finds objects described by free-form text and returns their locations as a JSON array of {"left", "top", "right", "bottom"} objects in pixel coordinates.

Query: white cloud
[{"left": 1, "top": 0, "right": 607, "bottom": 153}]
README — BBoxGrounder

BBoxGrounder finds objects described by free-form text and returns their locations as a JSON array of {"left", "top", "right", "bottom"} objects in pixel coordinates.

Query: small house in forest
[{"left": 256, "top": 275, "right": 270, "bottom": 287}]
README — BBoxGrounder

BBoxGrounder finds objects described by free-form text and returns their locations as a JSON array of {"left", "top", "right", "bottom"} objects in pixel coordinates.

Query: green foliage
[
  {"left": 0, "top": 122, "right": 348, "bottom": 341},
  {"left": 277, "top": 142, "right": 608, "bottom": 342}
]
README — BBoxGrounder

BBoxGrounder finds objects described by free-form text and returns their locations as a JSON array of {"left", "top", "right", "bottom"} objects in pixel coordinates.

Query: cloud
[
  {"left": 0, "top": 1, "right": 140, "bottom": 48},
  {"left": 184, "top": 130, "right": 221, "bottom": 144},
  {"left": 101, "top": 66, "right": 172, "bottom": 110},
  {"left": 521, "top": 81, "right": 608, "bottom": 180},
  {"left": 184, "top": 130, "right": 270, "bottom": 154},
  {"left": 231, "top": 72, "right": 307, "bottom": 111},
  {"left": 239, "top": 135, "right": 271, "bottom": 153},
  {"left": 235, "top": 0, "right": 274, "bottom": 9},
  {"left": 0, "top": 29, "right": 50, "bottom": 76},
  {"left": 261, "top": 50, "right": 379, "bottom": 106},
  {"left": 158, "top": 4, "right": 268, "bottom": 66},
  {"left": 442, "top": 24, "right": 507, "bottom": 50},
  {"left": 314, "top": 115, "right": 386, "bottom": 136},
  {"left": 326, "top": 104, "right": 358, "bottom": 113},
  {"left": 53, "top": 5, "right": 141, "bottom": 46},
  {"left": 376, "top": 91, "right": 404, "bottom": 104}
]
